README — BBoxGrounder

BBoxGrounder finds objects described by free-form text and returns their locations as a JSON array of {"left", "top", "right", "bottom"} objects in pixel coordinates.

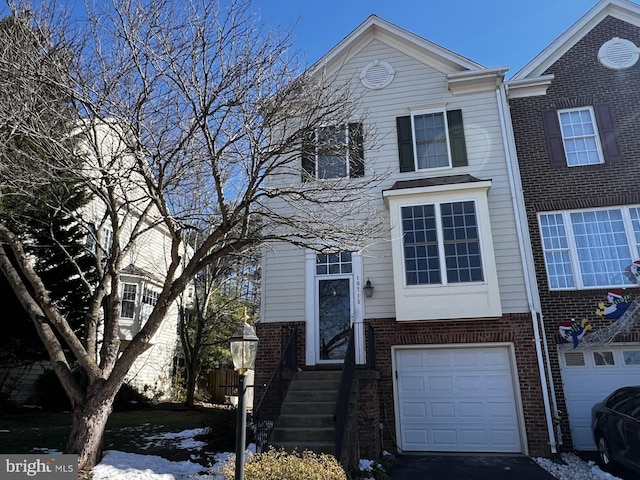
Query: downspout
[{"left": 496, "top": 83, "right": 558, "bottom": 454}]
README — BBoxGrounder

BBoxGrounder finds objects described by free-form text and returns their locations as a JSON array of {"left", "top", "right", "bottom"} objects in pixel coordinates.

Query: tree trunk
[
  {"left": 184, "top": 356, "right": 198, "bottom": 407},
  {"left": 66, "top": 388, "right": 116, "bottom": 479}
]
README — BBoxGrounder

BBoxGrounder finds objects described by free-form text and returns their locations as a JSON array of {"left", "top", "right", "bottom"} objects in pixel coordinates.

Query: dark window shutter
[
  {"left": 594, "top": 104, "right": 622, "bottom": 162},
  {"left": 542, "top": 109, "right": 566, "bottom": 167},
  {"left": 348, "top": 122, "right": 364, "bottom": 178},
  {"left": 446, "top": 109, "right": 468, "bottom": 167},
  {"left": 396, "top": 116, "right": 415, "bottom": 172},
  {"left": 301, "top": 129, "right": 315, "bottom": 181}
]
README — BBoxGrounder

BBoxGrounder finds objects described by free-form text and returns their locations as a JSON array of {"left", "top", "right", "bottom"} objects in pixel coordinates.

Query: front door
[
  {"left": 318, "top": 277, "right": 353, "bottom": 361},
  {"left": 305, "top": 250, "right": 365, "bottom": 366}
]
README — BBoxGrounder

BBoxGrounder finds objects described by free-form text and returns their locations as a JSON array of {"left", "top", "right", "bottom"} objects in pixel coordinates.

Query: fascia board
[{"left": 309, "top": 15, "right": 485, "bottom": 79}]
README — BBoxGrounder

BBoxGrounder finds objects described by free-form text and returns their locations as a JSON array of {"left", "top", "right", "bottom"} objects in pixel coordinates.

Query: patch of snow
[{"left": 535, "top": 453, "right": 624, "bottom": 480}]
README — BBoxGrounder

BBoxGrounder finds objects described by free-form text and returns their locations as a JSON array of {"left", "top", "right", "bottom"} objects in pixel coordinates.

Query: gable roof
[
  {"left": 513, "top": 0, "right": 640, "bottom": 80},
  {"left": 309, "top": 14, "right": 486, "bottom": 77}
]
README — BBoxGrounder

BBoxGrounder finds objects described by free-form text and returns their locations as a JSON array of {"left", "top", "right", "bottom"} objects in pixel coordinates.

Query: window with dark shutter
[
  {"left": 447, "top": 109, "right": 468, "bottom": 167},
  {"left": 397, "top": 116, "right": 415, "bottom": 172},
  {"left": 542, "top": 109, "right": 567, "bottom": 168},
  {"left": 348, "top": 122, "right": 365, "bottom": 178},
  {"left": 397, "top": 109, "right": 467, "bottom": 171},
  {"left": 301, "top": 124, "right": 364, "bottom": 180},
  {"left": 301, "top": 129, "right": 315, "bottom": 181},
  {"left": 593, "top": 104, "right": 622, "bottom": 162},
  {"left": 543, "top": 105, "right": 621, "bottom": 167}
]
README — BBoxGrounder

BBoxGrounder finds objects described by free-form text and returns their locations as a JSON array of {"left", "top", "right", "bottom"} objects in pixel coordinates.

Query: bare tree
[
  {"left": 0, "top": 0, "right": 384, "bottom": 475},
  {"left": 177, "top": 249, "right": 259, "bottom": 407}
]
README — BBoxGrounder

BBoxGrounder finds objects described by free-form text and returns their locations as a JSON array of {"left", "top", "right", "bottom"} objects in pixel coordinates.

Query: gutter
[{"left": 495, "top": 84, "right": 559, "bottom": 454}]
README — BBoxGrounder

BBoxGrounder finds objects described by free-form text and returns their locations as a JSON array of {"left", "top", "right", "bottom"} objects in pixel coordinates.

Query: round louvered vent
[
  {"left": 360, "top": 60, "right": 395, "bottom": 90},
  {"left": 598, "top": 37, "right": 639, "bottom": 69}
]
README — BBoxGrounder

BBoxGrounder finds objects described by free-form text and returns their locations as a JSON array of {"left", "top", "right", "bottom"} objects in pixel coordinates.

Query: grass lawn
[{"left": 0, "top": 403, "right": 237, "bottom": 462}]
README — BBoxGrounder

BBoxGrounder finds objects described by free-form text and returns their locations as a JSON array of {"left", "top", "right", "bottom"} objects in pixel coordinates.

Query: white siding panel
[
  {"left": 262, "top": 243, "right": 305, "bottom": 323},
  {"left": 263, "top": 35, "right": 529, "bottom": 323}
]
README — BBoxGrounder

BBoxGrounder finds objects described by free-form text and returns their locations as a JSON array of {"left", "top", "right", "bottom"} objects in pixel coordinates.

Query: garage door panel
[
  {"left": 559, "top": 346, "right": 640, "bottom": 451},
  {"left": 430, "top": 403, "right": 455, "bottom": 417},
  {"left": 402, "top": 402, "right": 427, "bottom": 418},
  {"left": 396, "top": 346, "right": 522, "bottom": 453},
  {"left": 399, "top": 376, "right": 425, "bottom": 392}
]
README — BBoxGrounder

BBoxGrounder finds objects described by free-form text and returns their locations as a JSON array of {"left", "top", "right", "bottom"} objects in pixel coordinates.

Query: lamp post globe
[{"left": 229, "top": 322, "right": 258, "bottom": 480}]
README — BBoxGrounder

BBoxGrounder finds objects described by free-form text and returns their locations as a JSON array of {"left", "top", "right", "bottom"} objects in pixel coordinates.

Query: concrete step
[
  {"left": 270, "top": 425, "right": 335, "bottom": 444},
  {"left": 275, "top": 414, "right": 335, "bottom": 428},
  {"left": 280, "top": 400, "right": 334, "bottom": 415},
  {"left": 284, "top": 389, "right": 336, "bottom": 403},
  {"left": 268, "top": 370, "right": 342, "bottom": 455}
]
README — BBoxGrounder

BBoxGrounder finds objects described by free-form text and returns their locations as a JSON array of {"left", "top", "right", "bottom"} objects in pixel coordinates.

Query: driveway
[{"left": 388, "top": 454, "right": 556, "bottom": 480}]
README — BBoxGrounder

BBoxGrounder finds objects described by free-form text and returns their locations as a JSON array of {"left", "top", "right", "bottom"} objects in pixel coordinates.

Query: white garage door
[
  {"left": 394, "top": 346, "right": 522, "bottom": 453},
  {"left": 559, "top": 345, "right": 640, "bottom": 450}
]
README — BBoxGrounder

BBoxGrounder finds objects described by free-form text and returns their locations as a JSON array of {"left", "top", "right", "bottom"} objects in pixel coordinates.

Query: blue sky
[{"left": 253, "top": 0, "right": 613, "bottom": 76}]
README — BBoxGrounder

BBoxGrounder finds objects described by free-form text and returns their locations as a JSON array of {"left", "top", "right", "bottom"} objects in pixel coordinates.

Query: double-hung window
[
  {"left": 121, "top": 283, "right": 137, "bottom": 318},
  {"left": 301, "top": 123, "right": 364, "bottom": 180},
  {"left": 396, "top": 109, "right": 468, "bottom": 172},
  {"left": 539, "top": 206, "right": 640, "bottom": 289},
  {"left": 557, "top": 107, "right": 604, "bottom": 166},
  {"left": 542, "top": 103, "right": 622, "bottom": 167},
  {"left": 402, "top": 200, "right": 483, "bottom": 285}
]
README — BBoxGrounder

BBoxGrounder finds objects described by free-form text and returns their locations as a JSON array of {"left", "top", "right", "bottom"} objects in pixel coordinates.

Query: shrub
[{"left": 220, "top": 447, "right": 347, "bottom": 480}]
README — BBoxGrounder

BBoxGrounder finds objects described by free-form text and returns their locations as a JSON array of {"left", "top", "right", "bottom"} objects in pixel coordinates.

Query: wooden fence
[{"left": 205, "top": 369, "right": 254, "bottom": 408}]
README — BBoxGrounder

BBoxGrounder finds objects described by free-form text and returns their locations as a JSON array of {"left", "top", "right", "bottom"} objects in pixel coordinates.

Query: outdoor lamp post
[{"left": 230, "top": 322, "right": 259, "bottom": 480}]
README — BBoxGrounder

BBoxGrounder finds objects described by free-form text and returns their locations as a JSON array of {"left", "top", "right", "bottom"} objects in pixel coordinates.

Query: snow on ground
[
  {"left": 30, "top": 428, "right": 625, "bottom": 480},
  {"left": 91, "top": 428, "right": 247, "bottom": 480}
]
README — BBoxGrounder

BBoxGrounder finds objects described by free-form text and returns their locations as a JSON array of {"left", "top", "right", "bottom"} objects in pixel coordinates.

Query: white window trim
[
  {"left": 121, "top": 282, "right": 138, "bottom": 319},
  {"left": 410, "top": 108, "right": 452, "bottom": 172},
  {"left": 384, "top": 181, "right": 502, "bottom": 321},
  {"left": 557, "top": 106, "right": 605, "bottom": 167},
  {"left": 538, "top": 206, "right": 640, "bottom": 290},
  {"left": 315, "top": 124, "right": 350, "bottom": 179}
]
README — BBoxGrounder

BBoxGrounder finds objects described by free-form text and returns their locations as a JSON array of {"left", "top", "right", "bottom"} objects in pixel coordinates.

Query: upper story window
[
  {"left": 142, "top": 287, "right": 159, "bottom": 306},
  {"left": 396, "top": 109, "right": 468, "bottom": 173},
  {"left": 301, "top": 123, "right": 364, "bottom": 180},
  {"left": 402, "top": 200, "right": 483, "bottom": 285},
  {"left": 542, "top": 103, "right": 622, "bottom": 167},
  {"left": 557, "top": 107, "right": 604, "bottom": 166},
  {"left": 539, "top": 206, "right": 640, "bottom": 289},
  {"left": 121, "top": 283, "right": 137, "bottom": 318}
]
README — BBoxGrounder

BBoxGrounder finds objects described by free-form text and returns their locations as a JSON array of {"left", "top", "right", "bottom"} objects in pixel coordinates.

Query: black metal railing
[
  {"left": 366, "top": 322, "right": 375, "bottom": 369},
  {"left": 252, "top": 325, "right": 298, "bottom": 453},
  {"left": 333, "top": 326, "right": 356, "bottom": 463}
]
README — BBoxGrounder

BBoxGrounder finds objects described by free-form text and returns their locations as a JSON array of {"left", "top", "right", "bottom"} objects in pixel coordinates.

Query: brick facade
[
  {"left": 509, "top": 15, "right": 640, "bottom": 450},
  {"left": 255, "top": 315, "right": 553, "bottom": 458}
]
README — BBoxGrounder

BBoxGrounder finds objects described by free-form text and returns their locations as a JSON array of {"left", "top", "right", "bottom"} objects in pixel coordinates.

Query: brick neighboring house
[
  {"left": 254, "top": 15, "right": 555, "bottom": 461},
  {"left": 507, "top": 0, "right": 640, "bottom": 452}
]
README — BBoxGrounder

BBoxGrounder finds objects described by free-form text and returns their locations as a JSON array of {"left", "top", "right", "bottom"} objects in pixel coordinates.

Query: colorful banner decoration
[{"left": 558, "top": 318, "right": 592, "bottom": 348}]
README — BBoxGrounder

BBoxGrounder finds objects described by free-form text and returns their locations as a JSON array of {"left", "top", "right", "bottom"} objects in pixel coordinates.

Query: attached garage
[
  {"left": 393, "top": 345, "right": 524, "bottom": 453},
  {"left": 558, "top": 344, "right": 640, "bottom": 450}
]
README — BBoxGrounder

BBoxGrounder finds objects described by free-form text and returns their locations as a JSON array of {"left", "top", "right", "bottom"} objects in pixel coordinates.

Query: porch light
[
  {"left": 229, "top": 321, "right": 258, "bottom": 480},
  {"left": 364, "top": 278, "right": 374, "bottom": 298}
]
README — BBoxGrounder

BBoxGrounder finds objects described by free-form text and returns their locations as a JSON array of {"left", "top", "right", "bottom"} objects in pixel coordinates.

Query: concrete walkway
[{"left": 387, "top": 454, "right": 557, "bottom": 480}]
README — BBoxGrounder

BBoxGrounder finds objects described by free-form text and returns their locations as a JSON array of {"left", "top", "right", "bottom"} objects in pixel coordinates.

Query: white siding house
[{"left": 256, "top": 16, "right": 556, "bottom": 458}]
